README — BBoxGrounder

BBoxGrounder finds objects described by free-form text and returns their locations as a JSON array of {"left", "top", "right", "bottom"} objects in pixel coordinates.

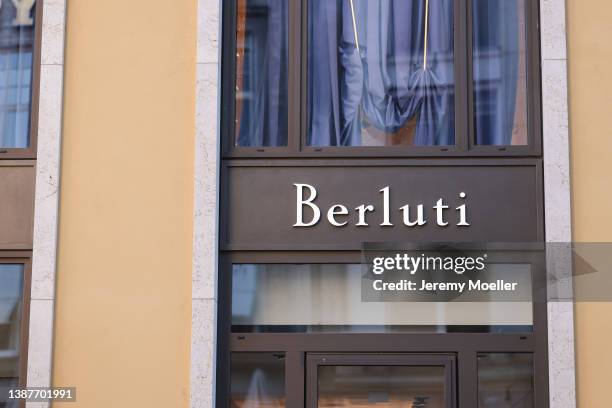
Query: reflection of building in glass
[
  {"left": 0, "top": 0, "right": 35, "bottom": 148},
  {"left": 0, "top": 264, "right": 24, "bottom": 399}
]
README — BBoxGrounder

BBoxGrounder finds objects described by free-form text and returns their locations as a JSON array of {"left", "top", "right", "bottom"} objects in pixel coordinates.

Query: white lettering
[
  {"left": 293, "top": 183, "right": 320, "bottom": 227},
  {"left": 456, "top": 192, "right": 470, "bottom": 226},
  {"left": 400, "top": 204, "right": 426, "bottom": 226},
  {"left": 327, "top": 204, "right": 349, "bottom": 227},
  {"left": 355, "top": 204, "right": 374, "bottom": 227},
  {"left": 380, "top": 186, "right": 393, "bottom": 226},
  {"left": 433, "top": 198, "right": 449, "bottom": 226}
]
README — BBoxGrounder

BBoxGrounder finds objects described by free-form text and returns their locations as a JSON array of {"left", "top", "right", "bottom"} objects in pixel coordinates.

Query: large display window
[{"left": 225, "top": 0, "right": 541, "bottom": 156}]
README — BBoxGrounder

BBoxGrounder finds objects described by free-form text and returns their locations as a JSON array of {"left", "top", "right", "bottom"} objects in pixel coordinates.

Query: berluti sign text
[
  {"left": 222, "top": 160, "right": 544, "bottom": 249},
  {"left": 293, "top": 184, "right": 470, "bottom": 228}
]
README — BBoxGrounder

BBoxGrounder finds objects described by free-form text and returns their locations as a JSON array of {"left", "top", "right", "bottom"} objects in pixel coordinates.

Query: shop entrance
[{"left": 306, "top": 354, "right": 456, "bottom": 408}]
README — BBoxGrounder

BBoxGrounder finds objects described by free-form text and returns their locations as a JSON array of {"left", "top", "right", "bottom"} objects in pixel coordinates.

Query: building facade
[{"left": 0, "top": 0, "right": 610, "bottom": 407}]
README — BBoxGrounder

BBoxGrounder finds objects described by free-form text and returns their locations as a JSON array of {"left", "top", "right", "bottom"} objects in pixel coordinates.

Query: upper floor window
[
  {"left": 227, "top": 0, "right": 539, "bottom": 154},
  {"left": 0, "top": 0, "right": 37, "bottom": 152},
  {"left": 0, "top": 262, "right": 27, "bottom": 389}
]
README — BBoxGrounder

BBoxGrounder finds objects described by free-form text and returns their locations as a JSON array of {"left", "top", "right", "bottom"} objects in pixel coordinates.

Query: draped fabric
[
  {"left": 473, "top": 0, "right": 523, "bottom": 145},
  {"left": 236, "top": 0, "right": 288, "bottom": 147},
  {"left": 308, "top": 0, "right": 454, "bottom": 146},
  {"left": 235, "top": 0, "right": 523, "bottom": 147}
]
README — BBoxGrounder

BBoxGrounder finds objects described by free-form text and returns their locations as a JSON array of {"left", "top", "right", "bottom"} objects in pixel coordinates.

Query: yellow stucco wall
[
  {"left": 567, "top": 0, "right": 612, "bottom": 407},
  {"left": 52, "top": 1, "right": 196, "bottom": 407},
  {"left": 48, "top": 0, "right": 612, "bottom": 406}
]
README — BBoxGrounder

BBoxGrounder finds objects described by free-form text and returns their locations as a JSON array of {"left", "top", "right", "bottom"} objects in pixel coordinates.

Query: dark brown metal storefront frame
[
  {"left": 216, "top": 248, "right": 550, "bottom": 407},
  {"left": 218, "top": 0, "right": 548, "bottom": 406},
  {"left": 0, "top": 0, "right": 43, "bottom": 160},
  {"left": 221, "top": 0, "right": 542, "bottom": 158}
]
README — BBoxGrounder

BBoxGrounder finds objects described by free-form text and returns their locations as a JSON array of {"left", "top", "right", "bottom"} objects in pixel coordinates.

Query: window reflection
[
  {"left": 307, "top": 0, "right": 455, "bottom": 147},
  {"left": 478, "top": 353, "right": 534, "bottom": 407},
  {"left": 230, "top": 353, "right": 285, "bottom": 408},
  {"left": 318, "top": 365, "right": 446, "bottom": 408},
  {"left": 473, "top": 0, "right": 528, "bottom": 146},
  {"left": 235, "top": 0, "right": 288, "bottom": 147},
  {"left": 231, "top": 264, "right": 533, "bottom": 332},
  {"left": 0, "top": 264, "right": 24, "bottom": 395},
  {"left": 0, "top": 0, "right": 36, "bottom": 149}
]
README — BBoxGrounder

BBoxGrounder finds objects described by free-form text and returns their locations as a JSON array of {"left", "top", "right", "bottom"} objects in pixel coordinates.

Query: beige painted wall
[
  {"left": 567, "top": 0, "right": 612, "bottom": 407},
  {"left": 52, "top": 1, "right": 196, "bottom": 407},
  {"left": 47, "top": 0, "right": 612, "bottom": 406}
]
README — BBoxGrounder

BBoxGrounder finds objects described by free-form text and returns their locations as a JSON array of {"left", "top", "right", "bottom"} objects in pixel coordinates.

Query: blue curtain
[
  {"left": 235, "top": 0, "right": 521, "bottom": 147},
  {"left": 237, "top": 0, "right": 289, "bottom": 147},
  {"left": 473, "top": 0, "right": 521, "bottom": 145},
  {"left": 308, "top": 0, "right": 454, "bottom": 146}
]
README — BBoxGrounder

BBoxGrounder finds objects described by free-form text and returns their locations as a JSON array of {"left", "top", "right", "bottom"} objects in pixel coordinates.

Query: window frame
[
  {"left": 221, "top": 0, "right": 542, "bottom": 158},
  {"left": 0, "top": 0, "right": 43, "bottom": 160},
  {"left": 307, "top": 353, "right": 457, "bottom": 408},
  {"left": 0, "top": 253, "right": 32, "bottom": 394},
  {"left": 216, "top": 248, "right": 550, "bottom": 407}
]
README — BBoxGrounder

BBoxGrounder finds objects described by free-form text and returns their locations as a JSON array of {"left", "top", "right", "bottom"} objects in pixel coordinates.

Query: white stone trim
[
  {"left": 540, "top": 0, "right": 576, "bottom": 407},
  {"left": 191, "top": 1, "right": 222, "bottom": 407},
  {"left": 191, "top": 0, "right": 577, "bottom": 406},
  {"left": 26, "top": 1, "right": 66, "bottom": 407}
]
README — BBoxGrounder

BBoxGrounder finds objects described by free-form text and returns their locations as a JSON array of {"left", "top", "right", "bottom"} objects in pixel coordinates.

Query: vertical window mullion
[
  {"left": 288, "top": 0, "right": 302, "bottom": 153},
  {"left": 286, "top": 351, "right": 306, "bottom": 407},
  {"left": 223, "top": 0, "right": 237, "bottom": 155},
  {"left": 300, "top": 0, "right": 308, "bottom": 153},
  {"left": 454, "top": 0, "right": 470, "bottom": 152},
  {"left": 19, "top": 259, "right": 31, "bottom": 388},
  {"left": 465, "top": 0, "right": 475, "bottom": 152},
  {"left": 527, "top": 0, "right": 543, "bottom": 155}
]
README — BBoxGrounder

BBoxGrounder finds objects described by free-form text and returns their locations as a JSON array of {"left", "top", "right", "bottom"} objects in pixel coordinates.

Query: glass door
[{"left": 307, "top": 354, "right": 456, "bottom": 408}]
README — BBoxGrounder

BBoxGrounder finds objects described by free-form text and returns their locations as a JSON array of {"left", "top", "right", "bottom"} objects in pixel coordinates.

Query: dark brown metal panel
[
  {"left": 215, "top": 255, "right": 232, "bottom": 408},
  {"left": 457, "top": 351, "right": 477, "bottom": 408},
  {"left": 300, "top": 0, "right": 307, "bottom": 154},
  {"left": 230, "top": 333, "right": 536, "bottom": 353},
  {"left": 528, "top": 0, "right": 543, "bottom": 156},
  {"left": 286, "top": 351, "right": 305, "bottom": 408},
  {"left": 18, "top": 257, "right": 31, "bottom": 392},
  {"left": 455, "top": 0, "right": 469, "bottom": 153},
  {"left": 533, "top": 254, "right": 550, "bottom": 408},
  {"left": 0, "top": 161, "right": 36, "bottom": 249},
  {"left": 223, "top": 160, "right": 544, "bottom": 250},
  {"left": 288, "top": 0, "right": 301, "bottom": 154},
  {"left": 305, "top": 352, "right": 317, "bottom": 408},
  {"left": 221, "top": 0, "right": 236, "bottom": 156}
]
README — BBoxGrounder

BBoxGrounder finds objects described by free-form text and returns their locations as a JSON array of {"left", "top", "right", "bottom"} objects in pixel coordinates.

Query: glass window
[
  {"left": 307, "top": 0, "right": 455, "bottom": 147},
  {"left": 473, "top": 0, "right": 528, "bottom": 146},
  {"left": 0, "top": 0, "right": 36, "bottom": 149},
  {"left": 478, "top": 353, "right": 534, "bottom": 407},
  {"left": 230, "top": 352, "right": 285, "bottom": 407},
  {"left": 231, "top": 264, "right": 533, "bottom": 332},
  {"left": 235, "top": 0, "right": 288, "bottom": 147},
  {"left": 0, "top": 264, "right": 24, "bottom": 390},
  {"left": 318, "top": 365, "right": 446, "bottom": 408}
]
